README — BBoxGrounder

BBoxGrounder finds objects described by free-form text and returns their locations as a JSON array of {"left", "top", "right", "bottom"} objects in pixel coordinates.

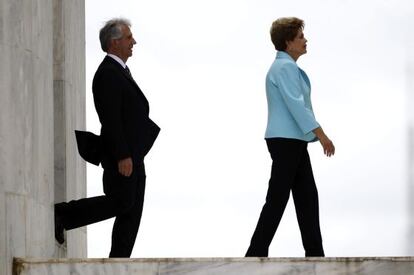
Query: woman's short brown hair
[{"left": 270, "top": 17, "right": 304, "bottom": 51}]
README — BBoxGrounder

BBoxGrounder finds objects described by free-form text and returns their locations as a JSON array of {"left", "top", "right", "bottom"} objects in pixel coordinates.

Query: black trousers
[
  {"left": 246, "top": 138, "right": 324, "bottom": 257},
  {"left": 55, "top": 162, "right": 146, "bottom": 257}
]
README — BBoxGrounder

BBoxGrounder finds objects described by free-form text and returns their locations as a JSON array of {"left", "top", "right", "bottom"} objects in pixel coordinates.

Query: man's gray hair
[{"left": 99, "top": 18, "right": 131, "bottom": 52}]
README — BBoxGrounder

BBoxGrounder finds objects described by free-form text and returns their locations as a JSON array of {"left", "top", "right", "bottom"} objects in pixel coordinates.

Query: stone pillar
[
  {"left": 0, "top": 1, "right": 55, "bottom": 274},
  {"left": 0, "top": 0, "right": 86, "bottom": 274},
  {"left": 408, "top": 42, "right": 414, "bottom": 255},
  {"left": 53, "top": 0, "right": 87, "bottom": 258}
]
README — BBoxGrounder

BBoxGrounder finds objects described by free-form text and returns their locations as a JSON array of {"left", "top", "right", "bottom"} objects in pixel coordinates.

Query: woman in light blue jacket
[{"left": 246, "top": 17, "right": 335, "bottom": 257}]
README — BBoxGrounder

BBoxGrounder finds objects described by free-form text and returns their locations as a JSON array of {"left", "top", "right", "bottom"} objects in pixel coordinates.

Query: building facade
[{"left": 0, "top": 1, "right": 86, "bottom": 274}]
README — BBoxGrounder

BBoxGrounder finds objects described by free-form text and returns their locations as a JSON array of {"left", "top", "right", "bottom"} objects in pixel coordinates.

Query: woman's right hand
[{"left": 313, "top": 127, "right": 335, "bottom": 157}]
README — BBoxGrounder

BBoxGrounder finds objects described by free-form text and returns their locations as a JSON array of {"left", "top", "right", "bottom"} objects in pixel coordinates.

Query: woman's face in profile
[{"left": 286, "top": 29, "right": 308, "bottom": 59}]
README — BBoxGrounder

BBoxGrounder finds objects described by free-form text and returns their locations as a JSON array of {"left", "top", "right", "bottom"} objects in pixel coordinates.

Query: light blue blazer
[{"left": 265, "top": 51, "right": 319, "bottom": 142}]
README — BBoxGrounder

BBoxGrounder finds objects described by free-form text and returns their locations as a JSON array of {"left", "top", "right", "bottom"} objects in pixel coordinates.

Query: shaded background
[{"left": 85, "top": 0, "right": 413, "bottom": 257}]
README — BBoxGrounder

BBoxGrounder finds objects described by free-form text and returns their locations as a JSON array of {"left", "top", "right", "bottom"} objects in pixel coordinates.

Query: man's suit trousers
[
  {"left": 56, "top": 162, "right": 146, "bottom": 257},
  {"left": 246, "top": 138, "right": 324, "bottom": 257}
]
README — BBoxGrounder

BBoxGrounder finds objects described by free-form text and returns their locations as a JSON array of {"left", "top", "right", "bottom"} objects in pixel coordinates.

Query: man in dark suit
[{"left": 54, "top": 18, "right": 160, "bottom": 258}]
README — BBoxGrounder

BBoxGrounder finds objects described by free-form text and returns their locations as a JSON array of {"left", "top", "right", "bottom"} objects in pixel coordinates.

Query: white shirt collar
[{"left": 107, "top": 54, "right": 127, "bottom": 69}]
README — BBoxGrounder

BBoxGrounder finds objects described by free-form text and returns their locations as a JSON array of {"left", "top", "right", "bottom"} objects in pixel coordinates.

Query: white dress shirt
[{"left": 107, "top": 54, "right": 127, "bottom": 69}]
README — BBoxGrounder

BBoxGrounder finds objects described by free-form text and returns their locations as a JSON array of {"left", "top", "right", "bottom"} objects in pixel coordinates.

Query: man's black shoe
[{"left": 54, "top": 204, "right": 65, "bottom": 245}]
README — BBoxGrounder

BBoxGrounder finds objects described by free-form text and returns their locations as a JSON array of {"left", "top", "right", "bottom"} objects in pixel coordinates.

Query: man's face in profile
[{"left": 113, "top": 25, "right": 136, "bottom": 62}]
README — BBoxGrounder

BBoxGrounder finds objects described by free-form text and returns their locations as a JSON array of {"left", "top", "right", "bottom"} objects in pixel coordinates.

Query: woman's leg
[
  {"left": 246, "top": 138, "right": 304, "bottom": 257},
  {"left": 292, "top": 148, "right": 324, "bottom": 257}
]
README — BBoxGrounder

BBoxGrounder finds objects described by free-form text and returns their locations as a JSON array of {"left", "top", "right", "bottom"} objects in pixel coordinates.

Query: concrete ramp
[{"left": 13, "top": 257, "right": 414, "bottom": 275}]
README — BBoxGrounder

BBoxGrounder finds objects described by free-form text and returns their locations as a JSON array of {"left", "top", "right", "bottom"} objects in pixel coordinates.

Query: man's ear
[{"left": 108, "top": 39, "right": 117, "bottom": 51}]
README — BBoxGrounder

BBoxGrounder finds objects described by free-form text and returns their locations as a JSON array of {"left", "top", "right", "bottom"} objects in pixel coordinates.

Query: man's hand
[
  {"left": 313, "top": 127, "right": 335, "bottom": 157},
  {"left": 118, "top": 157, "right": 133, "bottom": 177}
]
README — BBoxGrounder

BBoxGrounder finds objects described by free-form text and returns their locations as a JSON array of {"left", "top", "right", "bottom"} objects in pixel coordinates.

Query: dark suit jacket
[{"left": 78, "top": 55, "right": 159, "bottom": 169}]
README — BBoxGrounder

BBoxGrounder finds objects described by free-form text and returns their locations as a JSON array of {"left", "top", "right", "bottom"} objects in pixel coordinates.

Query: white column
[
  {"left": 53, "top": 0, "right": 87, "bottom": 258},
  {"left": 0, "top": 0, "right": 86, "bottom": 274},
  {"left": 407, "top": 41, "right": 414, "bottom": 255},
  {"left": 0, "top": 1, "right": 55, "bottom": 274}
]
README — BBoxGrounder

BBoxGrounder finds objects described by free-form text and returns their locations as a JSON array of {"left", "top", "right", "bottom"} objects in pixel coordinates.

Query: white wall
[{"left": 0, "top": 0, "right": 86, "bottom": 274}]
